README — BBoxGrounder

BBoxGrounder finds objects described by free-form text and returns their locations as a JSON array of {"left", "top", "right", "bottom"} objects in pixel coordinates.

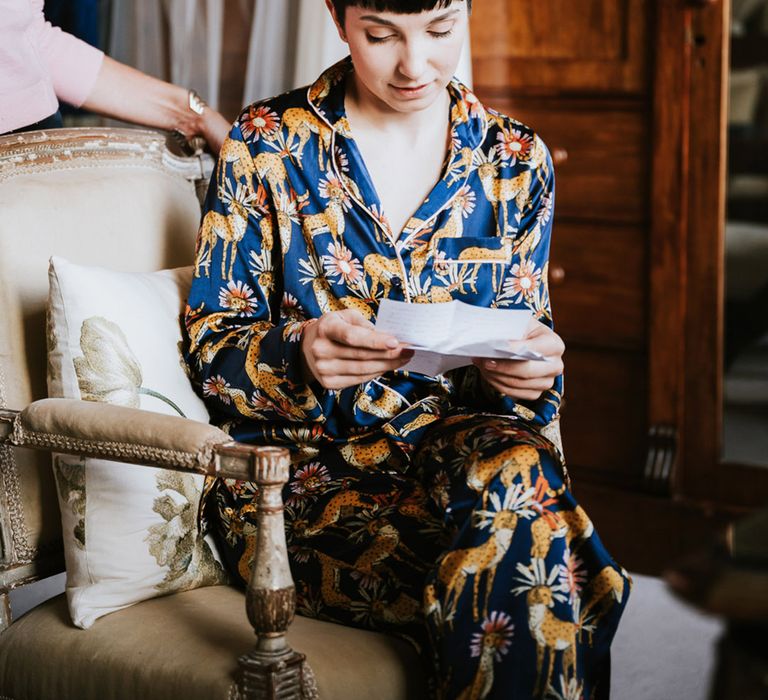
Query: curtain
[
  {"left": 242, "top": 0, "right": 301, "bottom": 105},
  {"left": 109, "top": 0, "right": 224, "bottom": 109},
  {"left": 108, "top": 0, "right": 473, "bottom": 114},
  {"left": 291, "top": 0, "right": 349, "bottom": 91}
]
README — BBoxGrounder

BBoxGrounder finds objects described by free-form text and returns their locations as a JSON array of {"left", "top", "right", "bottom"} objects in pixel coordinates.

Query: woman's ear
[{"left": 325, "top": 0, "right": 348, "bottom": 42}]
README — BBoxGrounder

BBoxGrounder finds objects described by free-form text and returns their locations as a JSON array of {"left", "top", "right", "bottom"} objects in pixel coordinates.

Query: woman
[
  {"left": 185, "top": 1, "right": 630, "bottom": 697},
  {"left": 0, "top": 0, "right": 229, "bottom": 151}
]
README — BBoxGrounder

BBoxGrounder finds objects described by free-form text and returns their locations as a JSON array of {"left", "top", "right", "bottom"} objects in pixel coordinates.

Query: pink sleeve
[{"left": 30, "top": 12, "right": 104, "bottom": 107}]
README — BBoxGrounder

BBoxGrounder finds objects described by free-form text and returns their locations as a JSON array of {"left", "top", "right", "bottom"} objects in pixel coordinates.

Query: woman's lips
[{"left": 391, "top": 82, "right": 430, "bottom": 97}]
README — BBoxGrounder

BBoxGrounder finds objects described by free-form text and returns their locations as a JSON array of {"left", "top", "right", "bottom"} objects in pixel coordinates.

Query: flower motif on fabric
[
  {"left": 334, "top": 145, "right": 350, "bottom": 173},
  {"left": 469, "top": 611, "right": 514, "bottom": 661},
  {"left": 350, "top": 569, "right": 382, "bottom": 590},
  {"left": 477, "top": 485, "right": 538, "bottom": 529},
  {"left": 511, "top": 557, "right": 569, "bottom": 602},
  {"left": 290, "top": 462, "right": 332, "bottom": 499},
  {"left": 547, "top": 674, "right": 585, "bottom": 700},
  {"left": 241, "top": 105, "right": 280, "bottom": 142},
  {"left": 502, "top": 261, "right": 541, "bottom": 303},
  {"left": 296, "top": 581, "right": 325, "bottom": 619},
  {"left": 558, "top": 549, "right": 588, "bottom": 607},
  {"left": 322, "top": 241, "right": 363, "bottom": 285},
  {"left": 280, "top": 293, "right": 305, "bottom": 323},
  {"left": 496, "top": 127, "right": 534, "bottom": 165},
  {"left": 537, "top": 191, "right": 553, "bottom": 226},
  {"left": 349, "top": 579, "right": 420, "bottom": 627},
  {"left": 449, "top": 127, "right": 461, "bottom": 153},
  {"left": 203, "top": 375, "right": 233, "bottom": 404},
  {"left": 530, "top": 475, "right": 560, "bottom": 529},
  {"left": 466, "top": 90, "right": 484, "bottom": 118},
  {"left": 218, "top": 280, "right": 257, "bottom": 316},
  {"left": 454, "top": 185, "right": 477, "bottom": 218},
  {"left": 289, "top": 544, "right": 314, "bottom": 564},
  {"left": 282, "top": 320, "right": 310, "bottom": 343},
  {"left": 251, "top": 389, "right": 297, "bottom": 420},
  {"left": 282, "top": 424, "right": 325, "bottom": 445}
]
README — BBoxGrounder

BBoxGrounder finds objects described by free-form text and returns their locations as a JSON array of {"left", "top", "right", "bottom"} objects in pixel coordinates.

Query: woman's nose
[{"left": 397, "top": 41, "right": 428, "bottom": 80}]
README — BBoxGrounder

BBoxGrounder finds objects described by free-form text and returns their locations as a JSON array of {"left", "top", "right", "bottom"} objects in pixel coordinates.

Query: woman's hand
[
  {"left": 472, "top": 318, "right": 564, "bottom": 401},
  {"left": 83, "top": 57, "right": 230, "bottom": 156},
  {"left": 300, "top": 309, "right": 413, "bottom": 390}
]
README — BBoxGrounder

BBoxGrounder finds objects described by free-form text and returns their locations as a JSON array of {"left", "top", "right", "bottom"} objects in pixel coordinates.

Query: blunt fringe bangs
[{"left": 332, "top": 0, "right": 471, "bottom": 22}]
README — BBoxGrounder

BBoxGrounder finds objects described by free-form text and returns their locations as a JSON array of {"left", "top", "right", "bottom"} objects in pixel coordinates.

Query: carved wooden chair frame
[{"left": 0, "top": 128, "right": 314, "bottom": 700}]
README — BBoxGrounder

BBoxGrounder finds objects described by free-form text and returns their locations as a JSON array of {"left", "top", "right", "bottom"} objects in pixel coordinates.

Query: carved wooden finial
[
  {"left": 250, "top": 446, "right": 290, "bottom": 485},
  {"left": 237, "top": 445, "right": 317, "bottom": 699}
]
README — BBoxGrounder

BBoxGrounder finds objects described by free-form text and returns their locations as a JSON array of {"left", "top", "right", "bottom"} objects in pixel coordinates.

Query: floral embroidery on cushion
[
  {"left": 146, "top": 471, "right": 228, "bottom": 592},
  {"left": 75, "top": 316, "right": 185, "bottom": 415},
  {"left": 52, "top": 455, "right": 86, "bottom": 549}
]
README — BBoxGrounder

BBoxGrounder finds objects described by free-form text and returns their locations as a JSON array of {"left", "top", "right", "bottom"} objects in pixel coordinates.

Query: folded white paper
[{"left": 375, "top": 298, "right": 546, "bottom": 375}]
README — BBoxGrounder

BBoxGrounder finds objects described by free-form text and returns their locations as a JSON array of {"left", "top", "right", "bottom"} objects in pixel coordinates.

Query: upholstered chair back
[{"left": 0, "top": 129, "right": 207, "bottom": 592}]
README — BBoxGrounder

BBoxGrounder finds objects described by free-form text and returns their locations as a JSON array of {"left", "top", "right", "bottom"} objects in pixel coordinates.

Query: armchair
[{"left": 0, "top": 128, "right": 424, "bottom": 699}]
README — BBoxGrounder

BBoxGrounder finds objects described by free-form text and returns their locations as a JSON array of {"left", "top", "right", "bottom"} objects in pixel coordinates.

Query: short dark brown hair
[{"left": 331, "top": 0, "right": 472, "bottom": 24}]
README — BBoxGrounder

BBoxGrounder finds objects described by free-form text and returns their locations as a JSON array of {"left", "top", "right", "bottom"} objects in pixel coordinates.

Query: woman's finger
[
  {"left": 508, "top": 321, "right": 564, "bottom": 358},
  {"left": 323, "top": 315, "right": 400, "bottom": 351},
  {"left": 313, "top": 356, "right": 411, "bottom": 382},
  {"left": 325, "top": 343, "right": 411, "bottom": 362},
  {"left": 483, "top": 374, "right": 547, "bottom": 401},
  {"left": 480, "top": 372, "right": 557, "bottom": 391},
  {"left": 474, "top": 357, "right": 563, "bottom": 380}
]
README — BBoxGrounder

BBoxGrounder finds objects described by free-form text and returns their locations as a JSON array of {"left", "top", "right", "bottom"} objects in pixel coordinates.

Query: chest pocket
[{"left": 432, "top": 236, "right": 514, "bottom": 265}]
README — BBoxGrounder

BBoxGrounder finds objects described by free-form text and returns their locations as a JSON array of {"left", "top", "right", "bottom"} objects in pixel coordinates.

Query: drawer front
[
  {"left": 549, "top": 222, "right": 646, "bottom": 350},
  {"left": 470, "top": 0, "right": 650, "bottom": 94},
  {"left": 476, "top": 99, "right": 650, "bottom": 225},
  {"left": 560, "top": 348, "right": 648, "bottom": 481}
]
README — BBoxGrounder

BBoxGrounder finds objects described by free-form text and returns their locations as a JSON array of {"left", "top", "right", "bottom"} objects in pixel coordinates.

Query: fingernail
[
  {"left": 485, "top": 360, "right": 497, "bottom": 369},
  {"left": 386, "top": 338, "right": 399, "bottom": 349}
]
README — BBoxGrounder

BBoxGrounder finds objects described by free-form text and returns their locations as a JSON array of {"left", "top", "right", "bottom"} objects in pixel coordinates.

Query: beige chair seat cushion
[{"left": 0, "top": 585, "right": 426, "bottom": 700}]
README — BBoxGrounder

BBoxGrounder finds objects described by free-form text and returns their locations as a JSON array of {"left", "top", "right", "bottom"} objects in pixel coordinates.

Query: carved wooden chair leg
[{"left": 234, "top": 445, "right": 318, "bottom": 700}]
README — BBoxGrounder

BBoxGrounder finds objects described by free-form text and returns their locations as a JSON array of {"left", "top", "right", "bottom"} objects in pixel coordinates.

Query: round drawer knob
[
  {"left": 550, "top": 265, "right": 566, "bottom": 285},
  {"left": 552, "top": 148, "right": 569, "bottom": 165}
]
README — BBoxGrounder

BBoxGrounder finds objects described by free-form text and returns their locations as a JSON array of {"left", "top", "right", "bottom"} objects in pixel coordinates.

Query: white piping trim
[
  {"left": 371, "top": 379, "right": 413, "bottom": 409},
  {"left": 328, "top": 129, "right": 413, "bottom": 302},
  {"left": 439, "top": 258, "right": 509, "bottom": 265}
]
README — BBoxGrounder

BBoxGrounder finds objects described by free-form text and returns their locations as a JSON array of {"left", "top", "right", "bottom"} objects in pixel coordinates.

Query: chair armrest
[
  {"left": 0, "top": 397, "right": 310, "bottom": 697},
  {"left": 1, "top": 397, "right": 227, "bottom": 468},
  {"left": 0, "top": 397, "right": 272, "bottom": 481}
]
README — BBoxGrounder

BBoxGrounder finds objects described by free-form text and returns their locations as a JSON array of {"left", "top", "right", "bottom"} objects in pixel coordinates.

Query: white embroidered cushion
[{"left": 47, "top": 257, "right": 227, "bottom": 629}]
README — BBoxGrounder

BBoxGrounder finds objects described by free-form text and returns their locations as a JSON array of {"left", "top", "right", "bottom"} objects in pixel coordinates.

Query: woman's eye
[
  {"left": 366, "top": 33, "right": 395, "bottom": 44},
  {"left": 429, "top": 22, "right": 455, "bottom": 39}
]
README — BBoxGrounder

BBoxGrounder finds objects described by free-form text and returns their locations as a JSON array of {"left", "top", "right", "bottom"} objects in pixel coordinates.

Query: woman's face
[{"left": 328, "top": 1, "right": 469, "bottom": 114}]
